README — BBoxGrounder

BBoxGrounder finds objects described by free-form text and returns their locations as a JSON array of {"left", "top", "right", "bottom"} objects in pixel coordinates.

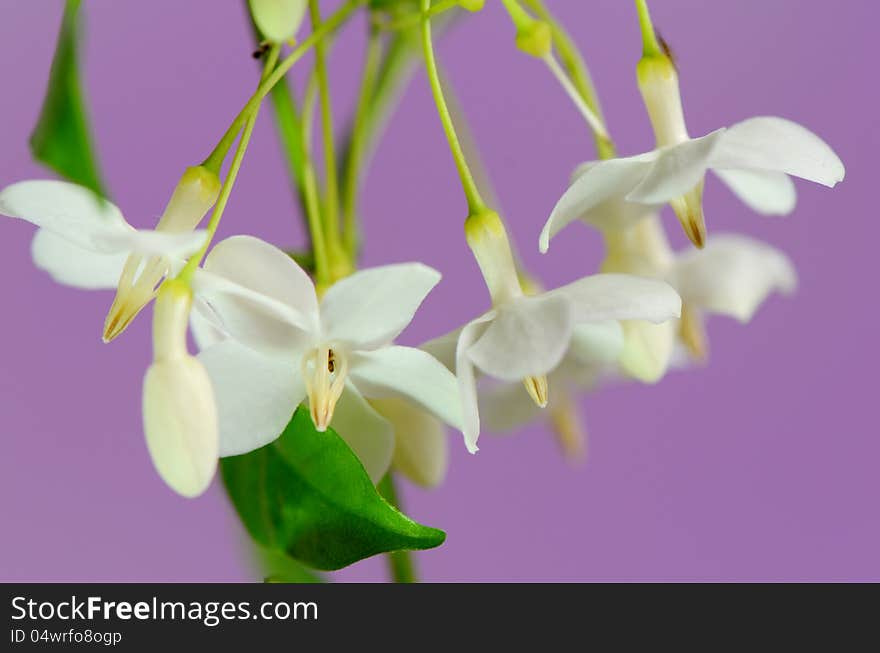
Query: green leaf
[
  {"left": 221, "top": 407, "right": 446, "bottom": 571},
  {"left": 257, "top": 546, "right": 326, "bottom": 584},
  {"left": 30, "top": 0, "right": 107, "bottom": 197}
]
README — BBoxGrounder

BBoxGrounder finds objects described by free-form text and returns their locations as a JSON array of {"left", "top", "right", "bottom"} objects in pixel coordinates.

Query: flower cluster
[{"left": 0, "top": 0, "right": 844, "bottom": 576}]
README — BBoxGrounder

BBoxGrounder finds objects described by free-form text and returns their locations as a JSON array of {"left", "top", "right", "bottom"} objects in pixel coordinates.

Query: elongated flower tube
[
  {"left": 426, "top": 210, "right": 682, "bottom": 453},
  {"left": 189, "top": 235, "right": 462, "bottom": 483},
  {"left": 142, "top": 280, "right": 219, "bottom": 498},
  {"left": 248, "top": 0, "right": 307, "bottom": 43},
  {"left": 104, "top": 166, "right": 220, "bottom": 342}
]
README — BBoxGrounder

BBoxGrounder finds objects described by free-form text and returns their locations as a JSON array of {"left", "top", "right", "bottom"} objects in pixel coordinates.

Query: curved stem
[
  {"left": 309, "top": 0, "right": 342, "bottom": 246},
  {"left": 341, "top": 25, "right": 382, "bottom": 258},
  {"left": 179, "top": 45, "right": 280, "bottom": 282},
  {"left": 523, "top": 0, "right": 616, "bottom": 158},
  {"left": 202, "top": 0, "right": 364, "bottom": 174},
  {"left": 542, "top": 52, "right": 608, "bottom": 141},
  {"left": 420, "top": 0, "right": 486, "bottom": 215},
  {"left": 635, "top": 0, "right": 663, "bottom": 57},
  {"left": 378, "top": 474, "right": 418, "bottom": 583}
]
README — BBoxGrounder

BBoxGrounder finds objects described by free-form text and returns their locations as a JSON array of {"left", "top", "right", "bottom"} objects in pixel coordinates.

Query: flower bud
[
  {"left": 103, "top": 166, "right": 220, "bottom": 342},
  {"left": 248, "top": 0, "right": 307, "bottom": 44},
  {"left": 636, "top": 54, "right": 688, "bottom": 148},
  {"left": 142, "top": 280, "right": 219, "bottom": 498},
  {"left": 457, "top": 0, "right": 485, "bottom": 12},
  {"left": 464, "top": 210, "right": 522, "bottom": 306}
]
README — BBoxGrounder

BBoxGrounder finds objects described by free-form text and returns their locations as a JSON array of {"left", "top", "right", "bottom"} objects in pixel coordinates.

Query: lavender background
[{"left": 0, "top": 1, "right": 875, "bottom": 582}]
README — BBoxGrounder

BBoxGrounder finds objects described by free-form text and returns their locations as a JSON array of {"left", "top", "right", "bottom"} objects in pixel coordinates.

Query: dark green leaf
[
  {"left": 222, "top": 407, "right": 446, "bottom": 571},
  {"left": 30, "top": 0, "right": 107, "bottom": 197}
]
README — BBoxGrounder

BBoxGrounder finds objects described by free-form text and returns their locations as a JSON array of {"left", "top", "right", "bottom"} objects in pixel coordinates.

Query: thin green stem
[
  {"left": 309, "top": 0, "right": 342, "bottom": 246},
  {"left": 634, "top": 0, "right": 662, "bottom": 57},
  {"left": 542, "top": 52, "right": 608, "bottom": 140},
  {"left": 202, "top": 0, "right": 363, "bottom": 174},
  {"left": 523, "top": 0, "right": 616, "bottom": 158},
  {"left": 378, "top": 474, "right": 417, "bottom": 584},
  {"left": 420, "top": 0, "right": 486, "bottom": 215},
  {"left": 341, "top": 25, "right": 383, "bottom": 258},
  {"left": 179, "top": 45, "right": 280, "bottom": 282},
  {"left": 381, "top": 0, "right": 458, "bottom": 31}
]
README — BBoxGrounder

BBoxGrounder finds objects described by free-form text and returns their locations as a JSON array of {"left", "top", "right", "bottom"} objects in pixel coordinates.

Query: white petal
[
  {"left": 711, "top": 116, "right": 845, "bottom": 187},
  {"left": 0, "top": 180, "right": 128, "bottom": 251},
  {"left": 190, "top": 298, "right": 227, "bottom": 351},
  {"left": 372, "top": 398, "right": 448, "bottom": 488},
  {"left": 670, "top": 234, "right": 797, "bottom": 322},
  {"left": 321, "top": 263, "right": 441, "bottom": 349},
  {"left": 455, "top": 315, "right": 494, "bottom": 453},
  {"left": 478, "top": 381, "right": 542, "bottom": 433},
  {"left": 330, "top": 384, "right": 394, "bottom": 484},
  {"left": 99, "top": 228, "right": 207, "bottom": 258},
  {"left": 540, "top": 156, "right": 654, "bottom": 252},
  {"left": 627, "top": 129, "right": 726, "bottom": 204},
  {"left": 419, "top": 326, "right": 463, "bottom": 371},
  {"left": 349, "top": 345, "right": 463, "bottom": 432},
  {"left": 468, "top": 294, "right": 573, "bottom": 380},
  {"left": 551, "top": 273, "right": 682, "bottom": 324},
  {"left": 618, "top": 320, "right": 677, "bottom": 384},
  {"left": 195, "top": 236, "right": 318, "bottom": 355},
  {"left": 198, "top": 340, "right": 304, "bottom": 457},
  {"left": 31, "top": 228, "right": 127, "bottom": 289},
  {"left": 142, "top": 355, "right": 218, "bottom": 498},
  {"left": 203, "top": 235, "right": 318, "bottom": 327},
  {"left": 713, "top": 168, "right": 797, "bottom": 215}
]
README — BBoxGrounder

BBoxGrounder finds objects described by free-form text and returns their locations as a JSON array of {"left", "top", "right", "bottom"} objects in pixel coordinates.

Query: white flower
[
  {"left": 142, "top": 280, "right": 219, "bottom": 498},
  {"left": 425, "top": 210, "right": 682, "bottom": 454},
  {"left": 478, "top": 321, "right": 624, "bottom": 462},
  {"left": 540, "top": 55, "right": 844, "bottom": 250},
  {"left": 0, "top": 169, "right": 219, "bottom": 338},
  {"left": 586, "top": 209, "right": 796, "bottom": 381},
  {"left": 190, "top": 235, "right": 462, "bottom": 483}
]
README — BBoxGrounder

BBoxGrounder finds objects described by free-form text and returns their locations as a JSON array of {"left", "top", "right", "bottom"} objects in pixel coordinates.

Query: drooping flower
[
  {"left": 0, "top": 169, "right": 218, "bottom": 337},
  {"left": 190, "top": 235, "right": 462, "bottom": 483},
  {"left": 423, "top": 210, "right": 682, "bottom": 454},
  {"left": 546, "top": 190, "right": 797, "bottom": 381},
  {"left": 478, "top": 321, "right": 624, "bottom": 463},
  {"left": 142, "top": 280, "right": 219, "bottom": 498},
  {"left": 540, "top": 47, "right": 844, "bottom": 250}
]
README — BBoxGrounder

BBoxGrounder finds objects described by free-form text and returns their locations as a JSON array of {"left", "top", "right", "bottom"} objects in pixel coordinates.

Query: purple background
[{"left": 0, "top": 1, "right": 875, "bottom": 582}]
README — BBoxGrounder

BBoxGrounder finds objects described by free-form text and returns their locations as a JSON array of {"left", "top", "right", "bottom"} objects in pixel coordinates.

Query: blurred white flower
[{"left": 191, "top": 235, "right": 462, "bottom": 483}]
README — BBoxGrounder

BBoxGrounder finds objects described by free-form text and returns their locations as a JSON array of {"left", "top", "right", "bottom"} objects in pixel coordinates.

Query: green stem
[
  {"left": 523, "top": 0, "right": 616, "bottom": 158},
  {"left": 179, "top": 45, "right": 280, "bottom": 282},
  {"left": 202, "top": 0, "right": 363, "bottom": 174},
  {"left": 309, "top": 0, "right": 342, "bottom": 246},
  {"left": 382, "top": 0, "right": 459, "bottom": 31},
  {"left": 634, "top": 0, "right": 662, "bottom": 58},
  {"left": 378, "top": 474, "right": 417, "bottom": 584},
  {"left": 420, "top": 0, "right": 486, "bottom": 215},
  {"left": 341, "top": 25, "right": 383, "bottom": 258}
]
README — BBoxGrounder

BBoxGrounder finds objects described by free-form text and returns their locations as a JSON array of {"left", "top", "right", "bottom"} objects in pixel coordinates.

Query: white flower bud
[
  {"left": 464, "top": 210, "right": 523, "bottom": 306},
  {"left": 249, "top": 0, "right": 307, "bottom": 44},
  {"left": 142, "top": 281, "right": 219, "bottom": 498}
]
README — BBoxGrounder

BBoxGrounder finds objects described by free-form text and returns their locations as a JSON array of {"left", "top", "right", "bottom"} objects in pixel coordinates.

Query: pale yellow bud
[
  {"left": 249, "top": 0, "right": 307, "bottom": 44},
  {"left": 142, "top": 281, "right": 219, "bottom": 498}
]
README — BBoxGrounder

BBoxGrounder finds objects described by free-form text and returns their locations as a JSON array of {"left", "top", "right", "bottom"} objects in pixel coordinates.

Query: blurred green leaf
[
  {"left": 222, "top": 406, "right": 445, "bottom": 571},
  {"left": 258, "top": 545, "right": 326, "bottom": 584},
  {"left": 30, "top": 0, "right": 106, "bottom": 197}
]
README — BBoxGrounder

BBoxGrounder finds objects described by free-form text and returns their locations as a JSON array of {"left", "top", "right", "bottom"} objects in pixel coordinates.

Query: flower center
[
  {"left": 523, "top": 375, "right": 549, "bottom": 408},
  {"left": 302, "top": 345, "right": 348, "bottom": 432}
]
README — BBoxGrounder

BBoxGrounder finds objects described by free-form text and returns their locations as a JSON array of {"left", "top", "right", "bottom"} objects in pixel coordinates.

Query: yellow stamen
[
  {"left": 303, "top": 345, "right": 347, "bottom": 431},
  {"left": 523, "top": 375, "right": 549, "bottom": 408}
]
